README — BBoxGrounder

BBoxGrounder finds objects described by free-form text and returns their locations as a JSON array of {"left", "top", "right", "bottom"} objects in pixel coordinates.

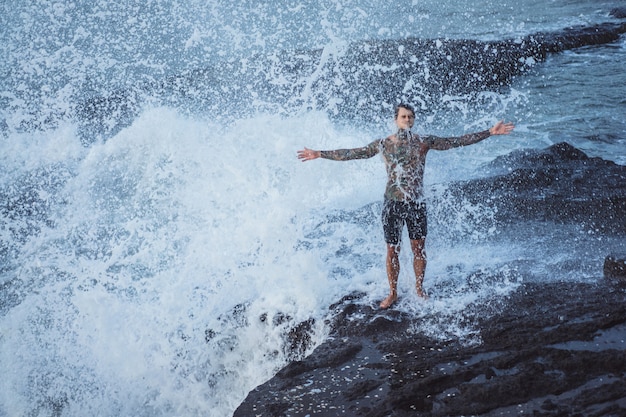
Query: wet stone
[
  {"left": 235, "top": 281, "right": 626, "bottom": 417},
  {"left": 604, "top": 254, "right": 626, "bottom": 280}
]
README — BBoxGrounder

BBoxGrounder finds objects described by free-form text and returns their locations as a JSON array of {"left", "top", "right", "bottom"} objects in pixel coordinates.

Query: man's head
[{"left": 394, "top": 103, "right": 415, "bottom": 130}]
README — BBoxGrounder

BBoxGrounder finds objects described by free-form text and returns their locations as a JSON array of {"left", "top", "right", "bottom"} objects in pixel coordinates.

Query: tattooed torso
[
  {"left": 381, "top": 130, "right": 428, "bottom": 201},
  {"left": 319, "top": 129, "right": 490, "bottom": 202}
]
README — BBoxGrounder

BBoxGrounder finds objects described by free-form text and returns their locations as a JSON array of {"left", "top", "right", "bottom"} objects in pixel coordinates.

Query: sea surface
[{"left": 1, "top": 1, "right": 625, "bottom": 416}]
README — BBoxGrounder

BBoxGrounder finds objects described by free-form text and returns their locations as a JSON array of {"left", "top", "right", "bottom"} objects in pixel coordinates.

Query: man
[{"left": 297, "top": 104, "right": 514, "bottom": 309}]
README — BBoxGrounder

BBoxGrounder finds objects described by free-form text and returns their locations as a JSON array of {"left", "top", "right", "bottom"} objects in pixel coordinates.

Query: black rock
[
  {"left": 235, "top": 282, "right": 626, "bottom": 417},
  {"left": 439, "top": 142, "right": 626, "bottom": 233},
  {"left": 605, "top": 255, "right": 626, "bottom": 280},
  {"left": 610, "top": 8, "right": 626, "bottom": 19}
]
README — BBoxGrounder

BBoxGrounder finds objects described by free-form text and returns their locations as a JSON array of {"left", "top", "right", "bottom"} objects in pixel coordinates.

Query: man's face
[{"left": 395, "top": 107, "right": 415, "bottom": 130}]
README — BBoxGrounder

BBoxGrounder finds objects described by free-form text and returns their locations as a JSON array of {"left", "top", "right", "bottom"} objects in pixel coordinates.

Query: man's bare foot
[
  {"left": 380, "top": 293, "right": 398, "bottom": 309},
  {"left": 416, "top": 287, "right": 429, "bottom": 300}
]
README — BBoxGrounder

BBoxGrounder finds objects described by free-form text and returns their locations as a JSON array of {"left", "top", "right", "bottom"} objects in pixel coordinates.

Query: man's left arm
[{"left": 427, "top": 120, "right": 515, "bottom": 150}]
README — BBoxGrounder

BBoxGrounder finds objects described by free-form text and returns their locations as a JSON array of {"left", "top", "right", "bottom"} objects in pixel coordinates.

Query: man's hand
[
  {"left": 297, "top": 147, "right": 321, "bottom": 162},
  {"left": 489, "top": 120, "right": 515, "bottom": 135}
]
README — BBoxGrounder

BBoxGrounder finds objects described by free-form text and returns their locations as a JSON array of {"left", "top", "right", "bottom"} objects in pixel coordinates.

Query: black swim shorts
[{"left": 381, "top": 199, "right": 427, "bottom": 245}]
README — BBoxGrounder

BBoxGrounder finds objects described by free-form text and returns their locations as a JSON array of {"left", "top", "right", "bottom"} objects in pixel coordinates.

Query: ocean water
[{"left": 1, "top": 1, "right": 625, "bottom": 416}]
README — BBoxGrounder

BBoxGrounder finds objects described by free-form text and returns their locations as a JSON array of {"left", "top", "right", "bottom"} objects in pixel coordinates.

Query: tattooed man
[{"left": 297, "top": 104, "right": 514, "bottom": 309}]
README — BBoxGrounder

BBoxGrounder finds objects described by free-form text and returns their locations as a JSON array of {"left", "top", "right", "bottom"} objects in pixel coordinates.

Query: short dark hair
[{"left": 394, "top": 103, "right": 415, "bottom": 119}]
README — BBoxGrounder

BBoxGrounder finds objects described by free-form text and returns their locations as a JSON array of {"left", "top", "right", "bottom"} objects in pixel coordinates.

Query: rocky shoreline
[
  {"left": 78, "top": 14, "right": 626, "bottom": 142},
  {"left": 235, "top": 280, "right": 626, "bottom": 417},
  {"left": 235, "top": 143, "right": 626, "bottom": 416}
]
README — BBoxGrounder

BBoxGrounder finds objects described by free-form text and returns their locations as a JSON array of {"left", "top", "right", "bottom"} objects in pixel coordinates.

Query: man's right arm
[
  {"left": 320, "top": 139, "right": 381, "bottom": 161},
  {"left": 298, "top": 139, "right": 381, "bottom": 162}
]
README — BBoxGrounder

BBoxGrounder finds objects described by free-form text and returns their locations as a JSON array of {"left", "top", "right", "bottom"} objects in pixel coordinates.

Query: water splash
[{"left": 2, "top": 1, "right": 625, "bottom": 416}]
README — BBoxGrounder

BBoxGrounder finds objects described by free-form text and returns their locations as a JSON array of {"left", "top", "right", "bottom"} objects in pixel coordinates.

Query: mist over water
[{"left": 1, "top": 1, "right": 625, "bottom": 416}]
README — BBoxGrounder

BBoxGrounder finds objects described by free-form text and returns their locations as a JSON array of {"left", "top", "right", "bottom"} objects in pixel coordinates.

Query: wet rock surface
[
  {"left": 235, "top": 282, "right": 626, "bottom": 417},
  {"left": 605, "top": 255, "right": 626, "bottom": 280},
  {"left": 442, "top": 142, "right": 626, "bottom": 233}
]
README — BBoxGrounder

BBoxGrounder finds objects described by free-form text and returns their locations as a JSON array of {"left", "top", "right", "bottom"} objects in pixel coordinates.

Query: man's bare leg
[
  {"left": 381, "top": 244, "right": 400, "bottom": 309},
  {"left": 410, "top": 238, "right": 427, "bottom": 298}
]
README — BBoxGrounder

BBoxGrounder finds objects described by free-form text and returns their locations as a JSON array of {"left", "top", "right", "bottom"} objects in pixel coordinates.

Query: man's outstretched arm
[
  {"left": 428, "top": 120, "right": 515, "bottom": 150},
  {"left": 490, "top": 120, "right": 515, "bottom": 135},
  {"left": 297, "top": 140, "right": 381, "bottom": 162}
]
